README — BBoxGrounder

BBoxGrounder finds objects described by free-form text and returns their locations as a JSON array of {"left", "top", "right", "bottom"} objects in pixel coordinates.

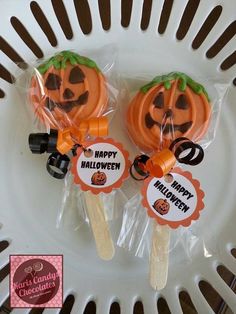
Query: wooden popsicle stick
[
  {"left": 84, "top": 191, "right": 115, "bottom": 261},
  {"left": 149, "top": 222, "right": 171, "bottom": 290}
]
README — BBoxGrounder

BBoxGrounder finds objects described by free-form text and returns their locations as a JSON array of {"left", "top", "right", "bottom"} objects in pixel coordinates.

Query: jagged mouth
[
  {"left": 153, "top": 205, "right": 167, "bottom": 214},
  {"left": 145, "top": 113, "right": 193, "bottom": 134},
  {"left": 92, "top": 179, "right": 106, "bottom": 185},
  {"left": 45, "top": 90, "right": 89, "bottom": 113}
]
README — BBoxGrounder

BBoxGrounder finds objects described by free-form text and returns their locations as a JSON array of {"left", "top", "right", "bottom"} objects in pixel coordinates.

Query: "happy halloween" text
[
  {"left": 94, "top": 151, "right": 117, "bottom": 158},
  {"left": 154, "top": 180, "right": 194, "bottom": 213},
  {"left": 81, "top": 150, "right": 120, "bottom": 170},
  {"left": 81, "top": 161, "right": 120, "bottom": 170}
]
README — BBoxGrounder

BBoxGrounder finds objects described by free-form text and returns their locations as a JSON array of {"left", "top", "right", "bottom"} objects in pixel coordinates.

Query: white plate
[{"left": 0, "top": 0, "right": 236, "bottom": 313}]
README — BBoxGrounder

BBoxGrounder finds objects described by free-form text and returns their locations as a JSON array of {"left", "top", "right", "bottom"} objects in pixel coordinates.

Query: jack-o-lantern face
[
  {"left": 153, "top": 199, "right": 170, "bottom": 215},
  {"left": 127, "top": 72, "right": 211, "bottom": 152},
  {"left": 29, "top": 51, "right": 108, "bottom": 130},
  {"left": 91, "top": 171, "right": 107, "bottom": 186}
]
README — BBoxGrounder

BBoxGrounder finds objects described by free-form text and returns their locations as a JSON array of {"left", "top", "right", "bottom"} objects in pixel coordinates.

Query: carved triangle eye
[
  {"left": 176, "top": 95, "right": 189, "bottom": 109},
  {"left": 45, "top": 73, "right": 62, "bottom": 90},
  {"left": 153, "top": 92, "right": 164, "bottom": 108},
  {"left": 69, "top": 66, "right": 85, "bottom": 84}
]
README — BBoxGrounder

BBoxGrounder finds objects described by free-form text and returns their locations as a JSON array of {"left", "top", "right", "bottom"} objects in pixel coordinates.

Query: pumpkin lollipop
[
  {"left": 127, "top": 72, "right": 211, "bottom": 152},
  {"left": 29, "top": 51, "right": 114, "bottom": 260},
  {"left": 126, "top": 72, "right": 211, "bottom": 289},
  {"left": 29, "top": 50, "right": 108, "bottom": 132}
]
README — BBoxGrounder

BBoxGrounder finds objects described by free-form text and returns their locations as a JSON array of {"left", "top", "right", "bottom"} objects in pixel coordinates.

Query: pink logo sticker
[{"left": 10, "top": 255, "right": 63, "bottom": 308}]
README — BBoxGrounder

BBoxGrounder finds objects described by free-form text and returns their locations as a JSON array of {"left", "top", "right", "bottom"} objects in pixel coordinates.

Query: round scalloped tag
[
  {"left": 71, "top": 138, "right": 131, "bottom": 194},
  {"left": 141, "top": 167, "right": 205, "bottom": 228}
]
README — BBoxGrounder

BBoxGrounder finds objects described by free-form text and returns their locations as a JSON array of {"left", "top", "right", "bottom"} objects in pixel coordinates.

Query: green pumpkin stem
[
  {"left": 37, "top": 50, "right": 100, "bottom": 74},
  {"left": 140, "top": 72, "right": 210, "bottom": 101}
]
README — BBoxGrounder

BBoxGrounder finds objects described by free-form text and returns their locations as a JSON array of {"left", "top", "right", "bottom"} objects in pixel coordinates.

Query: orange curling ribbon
[
  {"left": 56, "top": 128, "right": 74, "bottom": 155},
  {"left": 146, "top": 149, "right": 176, "bottom": 178},
  {"left": 130, "top": 137, "right": 204, "bottom": 181},
  {"left": 56, "top": 116, "right": 109, "bottom": 155},
  {"left": 130, "top": 150, "right": 176, "bottom": 180}
]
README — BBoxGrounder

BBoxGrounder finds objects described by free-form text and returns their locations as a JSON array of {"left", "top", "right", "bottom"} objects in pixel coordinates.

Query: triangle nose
[
  {"left": 165, "top": 109, "right": 173, "bottom": 118},
  {"left": 63, "top": 88, "right": 75, "bottom": 100}
]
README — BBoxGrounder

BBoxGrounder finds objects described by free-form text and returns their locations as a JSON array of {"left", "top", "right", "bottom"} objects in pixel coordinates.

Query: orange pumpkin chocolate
[
  {"left": 29, "top": 51, "right": 108, "bottom": 130},
  {"left": 153, "top": 199, "right": 170, "bottom": 215},
  {"left": 127, "top": 72, "right": 211, "bottom": 153}
]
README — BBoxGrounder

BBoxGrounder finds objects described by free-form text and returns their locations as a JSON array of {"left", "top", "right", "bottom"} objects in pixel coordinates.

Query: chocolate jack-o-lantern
[
  {"left": 91, "top": 171, "right": 107, "bottom": 186},
  {"left": 29, "top": 51, "right": 108, "bottom": 130},
  {"left": 153, "top": 199, "right": 170, "bottom": 215},
  {"left": 127, "top": 72, "right": 211, "bottom": 152}
]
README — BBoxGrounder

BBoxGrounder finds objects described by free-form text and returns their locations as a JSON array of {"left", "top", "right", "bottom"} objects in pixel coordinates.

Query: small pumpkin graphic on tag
[
  {"left": 153, "top": 199, "right": 170, "bottom": 215},
  {"left": 91, "top": 171, "right": 107, "bottom": 186}
]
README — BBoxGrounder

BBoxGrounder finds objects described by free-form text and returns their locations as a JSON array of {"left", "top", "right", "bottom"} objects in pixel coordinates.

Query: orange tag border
[
  {"left": 141, "top": 167, "right": 205, "bottom": 229},
  {"left": 71, "top": 137, "right": 131, "bottom": 195}
]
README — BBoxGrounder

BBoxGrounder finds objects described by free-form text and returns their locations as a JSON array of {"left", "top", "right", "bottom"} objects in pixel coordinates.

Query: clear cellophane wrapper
[
  {"left": 16, "top": 45, "right": 128, "bottom": 231},
  {"left": 117, "top": 72, "right": 230, "bottom": 259},
  {"left": 16, "top": 45, "right": 120, "bottom": 133},
  {"left": 53, "top": 46, "right": 128, "bottom": 230},
  {"left": 57, "top": 172, "right": 129, "bottom": 231}
]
